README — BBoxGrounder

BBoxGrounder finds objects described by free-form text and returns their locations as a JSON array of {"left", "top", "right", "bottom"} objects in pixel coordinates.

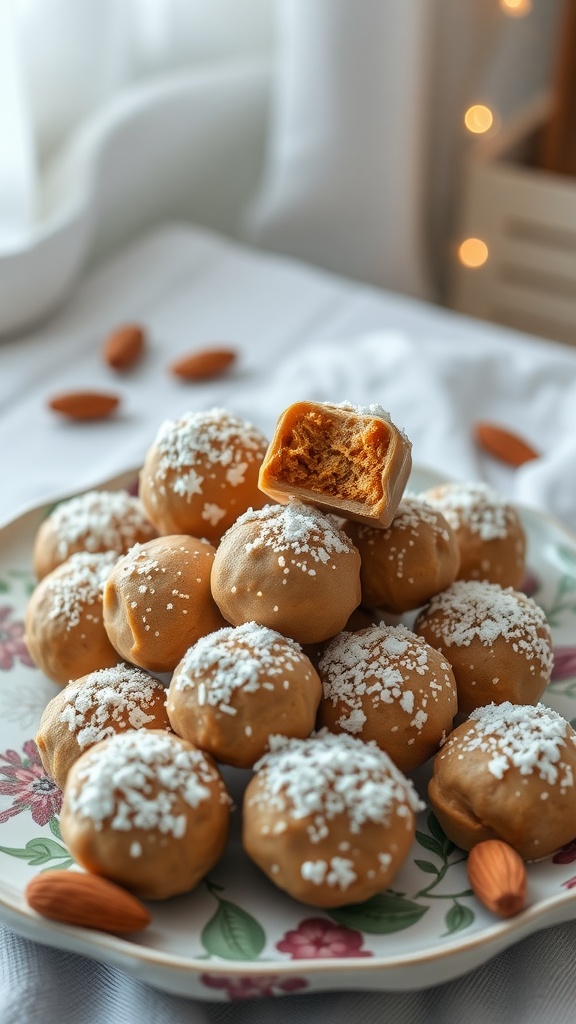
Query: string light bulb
[
  {"left": 464, "top": 104, "right": 494, "bottom": 134},
  {"left": 499, "top": 0, "right": 532, "bottom": 16},
  {"left": 458, "top": 238, "right": 489, "bottom": 268}
]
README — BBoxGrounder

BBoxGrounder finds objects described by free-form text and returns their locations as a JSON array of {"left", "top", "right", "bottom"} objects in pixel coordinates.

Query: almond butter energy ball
[
  {"left": 33, "top": 489, "right": 157, "bottom": 580},
  {"left": 167, "top": 623, "right": 321, "bottom": 767},
  {"left": 429, "top": 702, "right": 576, "bottom": 859},
  {"left": 243, "top": 731, "right": 424, "bottom": 907},
  {"left": 25, "top": 551, "right": 119, "bottom": 686},
  {"left": 415, "top": 580, "right": 553, "bottom": 716},
  {"left": 139, "top": 408, "right": 269, "bottom": 545},
  {"left": 317, "top": 623, "right": 457, "bottom": 773},
  {"left": 60, "top": 730, "right": 231, "bottom": 900},
  {"left": 103, "top": 535, "right": 226, "bottom": 673},
  {"left": 421, "top": 481, "right": 526, "bottom": 589},
  {"left": 342, "top": 495, "right": 460, "bottom": 613},
  {"left": 36, "top": 663, "right": 171, "bottom": 790},
  {"left": 211, "top": 501, "right": 362, "bottom": 645}
]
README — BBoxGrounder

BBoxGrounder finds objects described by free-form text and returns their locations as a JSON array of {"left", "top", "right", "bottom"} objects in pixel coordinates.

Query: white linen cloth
[{"left": 2, "top": 224, "right": 576, "bottom": 1023}]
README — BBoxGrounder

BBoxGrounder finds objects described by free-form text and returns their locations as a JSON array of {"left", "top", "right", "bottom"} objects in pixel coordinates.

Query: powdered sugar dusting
[
  {"left": 460, "top": 702, "right": 576, "bottom": 788},
  {"left": 173, "top": 622, "right": 306, "bottom": 712},
  {"left": 68, "top": 730, "right": 230, "bottom": 834},
  {"left": 231, "top": 501, "right": 355, "bottom": 573},
  {"left": 418, "top": 580, "right": 552, "bottom": 673},
  {"left": 249, "top": 731, "right": 424, "bottom": 844},
  {"left": 47, "top": 490, "right": 155, "bottom": 560},
  {"left": 45, "top": 551, "right": 117, "bottom": 630},
  {"left": 423, "top": 482, "right": 519, "bottom": 541},
  {"left": 150, "top": 409, "right": 267, "bottom": 500},
  {"left": 319, "top": 624, "right": 451, "bottom": 735},
  {"left": 59, "top": 664, "right": 167, "bottom": 748}
]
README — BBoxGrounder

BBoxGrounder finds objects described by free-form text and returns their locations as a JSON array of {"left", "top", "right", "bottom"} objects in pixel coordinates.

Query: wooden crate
[{"left": 449, "top": 97, "right": 576, "bottom": 347}]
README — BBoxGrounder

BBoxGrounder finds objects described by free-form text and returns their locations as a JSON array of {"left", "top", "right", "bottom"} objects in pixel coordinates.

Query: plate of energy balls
[{"left": 1, "top": 400, "right": 576, "bottom": 1000}]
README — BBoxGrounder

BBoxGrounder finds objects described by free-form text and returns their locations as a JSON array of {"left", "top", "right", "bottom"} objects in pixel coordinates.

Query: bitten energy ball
[
  {"left": 36, "top": 663, "right": 171, "bottom": 790},
  {"left": 211, "top": 501, "right": 362, "bottom": 645},
  {"left": 342, "top": 495, "right": 460, "bottom": 613},
  {"left": 421, "top": 481, "right": 526, "bottom": 589},
  {"left": 32, "top": 489, "right": 157, "bottom": 580},
  {"left": 60, "top": 730, "right": 231, "bottom": 900},
  {"left": 243, "top": 731, "right": 424, "bottom": 907},
  {"left": 317, "top": 624, "right": 457, "bottom": 773},
  {"left": 429, "top": 702, "right": 576, "bottom": 859},
  {"left": 25, "top": 551, "right": 119, "bottom": 685},
  {"left": 259, "top": 400, "right": 412, "bottom": 528},
  {"left": 415, "top": 580, "right": 553, "bottom": 716},
  {"left": 139, "top": 408, "right": 269, "bottom": 544},
  {"left": 103, "top": 535, "right": 226, "bottom": 673},
  {"left": 167, "top": 623, "right": 321, "bottom": 768}
]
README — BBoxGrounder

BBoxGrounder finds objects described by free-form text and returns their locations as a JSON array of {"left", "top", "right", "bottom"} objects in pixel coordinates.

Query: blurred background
[{"left": 1, "top": 0, "right": 573, "bottom": 339}]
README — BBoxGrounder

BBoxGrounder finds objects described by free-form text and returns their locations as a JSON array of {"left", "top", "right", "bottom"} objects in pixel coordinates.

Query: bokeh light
[
  {"left": 499, "top": 0, "right": 532, "bottom": 17},
  {"left": 458, "top": 238, "right": 489, "bottom": 268},
  {"left": 464, "top": 105, "right": 494, "bottom": 134}
]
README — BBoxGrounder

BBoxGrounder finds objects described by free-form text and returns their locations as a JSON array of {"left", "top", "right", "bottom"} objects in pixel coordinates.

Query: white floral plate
[{"left": 1, "top": 467, "right": 576, "bottom": 1001}]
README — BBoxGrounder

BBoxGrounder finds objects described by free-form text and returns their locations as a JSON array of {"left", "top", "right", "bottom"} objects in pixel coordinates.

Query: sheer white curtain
[{"left": 0, "top": 0, "right": 563, "bottom": 313}]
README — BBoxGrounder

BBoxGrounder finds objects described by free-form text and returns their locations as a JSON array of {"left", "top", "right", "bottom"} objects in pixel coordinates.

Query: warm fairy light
[
  {"left": 499, "top": 0, "right": 532, "bottom": 16},
  {"left": 464, "top": 105, "right": 494, "bottom": 134},
  {"left": 458, "top": 238, "right": 489, "bottom": 268}
]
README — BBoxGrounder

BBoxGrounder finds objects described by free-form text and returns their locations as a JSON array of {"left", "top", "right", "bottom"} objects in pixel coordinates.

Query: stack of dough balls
[
  {"left": 32, "top": 489, "right": 157, "bottom": 580},
  {"left": 421, "top": 481, "right": 526, "bottom": 589},
  {"left": 139, "top": 408, "right": 269, "bottom": 544},
  {"left": 59, "top": 729, "right": 231, "bottom": 899},
  {"left": 36, "top": 663, "right": 171, "bottom": 790},
  {"left": 243, "top": 731, "right": 424, "bottom": 907},
  {"left": 342, "top": 494, "right": 460, "bottom": 613},
  {"left": 317, "top": 623, "right": 457, "bottom": 772},
  {"left": 429, "top": 702, "right": 576, "bottom": 859},
  {"left": 415, "top": 580, "right": 553, "bottom": 715},
  {"left": 167, "top": 622, "right": 321, "bottom": 768}
]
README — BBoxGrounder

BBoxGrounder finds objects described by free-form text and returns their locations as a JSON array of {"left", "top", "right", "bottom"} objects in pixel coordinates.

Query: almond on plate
[
  {"left": 102, "top": 323, "right": 145, "bottom": 371},
  {"left": 47, "top": 391, "right": 120, "bottom": 421},
  {"left": 25, "top": 870, "right": 151, "bottom": 934},
  {"left": 467, "top": 839, "right": 527, "bottom": 918},
  {"left": 169, "top": 347, "right": 237, "bottom": 381}
]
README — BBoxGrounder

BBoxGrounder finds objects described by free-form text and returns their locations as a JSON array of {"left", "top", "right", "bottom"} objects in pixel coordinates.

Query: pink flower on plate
[
  {"left": 551, "top": 647, "right": 576, "bottom": 683},
  {"left": 562, "top": 876, "right": 576, "bottom": 890},
  {"left": 200, "top": 973, "right": 308, "bottom": 1000},
  {"left": 0, "top": 606, "right": 35, "bottom": 671},
  {"left": 519, "top": 571, "right": 539, "bottom": 599},
  {"left": 0, "top": 739, "right": 62, "bottom": 826},
  {"left": 276, "top": 917, "right": 373, "bottom": 959},
  {"left": 553, "top": 839, "right": 576, "bottom": 865}
]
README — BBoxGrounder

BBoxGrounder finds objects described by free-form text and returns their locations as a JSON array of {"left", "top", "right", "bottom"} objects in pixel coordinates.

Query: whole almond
[
  {"left": 467, "top": 839, "right": 527, "bottom": 918},
  {"left": 169, "top": 347, "right": 237, "bottom": 381},
  {"left": 103, "top": 323, "right": 145, "bottom": 371},
  {"left": 48, "top": 391, "right": 120, "bottom": 421},
  {"left": 25, "top": 870, "right": 150, "bottom": 934},
  {"left": 474, "top": 422, "right": 539, "bottom": 467}
]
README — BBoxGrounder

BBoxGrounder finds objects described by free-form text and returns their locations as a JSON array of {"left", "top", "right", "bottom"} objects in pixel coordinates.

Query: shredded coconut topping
[
  {"left": 423, "top": 482, "right": 519, "bottom": 540},
  {"left": 249, "top": 731, "right": 423, "bottom": 843},
  {"left": 173, "top": 622, "right": 305, "bottom": 711},
  {"left": 60, "top": 664, "right": 166, "bottom": 748},
  {"left": 453, "top": 702, "right": 576, "bottom": 787},
  {"left": 44, "top": 551, "right": 117, "bottom": 630},
  {"left": 229, "top": 501, "right": 354, "bottom": 572},
  {"left": 319, "top": 623, "right": 451, "bottom": 735},
  {"left": 354, "top": 495, "right": 452, "bottom": 546},
  {"left": 418, "top": 580, "right": 552, "bottom": 672},
  {"left": 150, "top": 409, "right": 267, "bottom": 500},
  {"left": 68, "top": 730, "right": 229, "bottom": 834},
  {"left": 47, "top": 490, "right": 154, "bottom": 560}
]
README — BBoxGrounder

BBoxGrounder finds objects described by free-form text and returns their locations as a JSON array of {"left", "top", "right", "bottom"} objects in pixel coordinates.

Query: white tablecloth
[{"left": 2, "top": 224, "right": 576, "bottom": 1023}]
